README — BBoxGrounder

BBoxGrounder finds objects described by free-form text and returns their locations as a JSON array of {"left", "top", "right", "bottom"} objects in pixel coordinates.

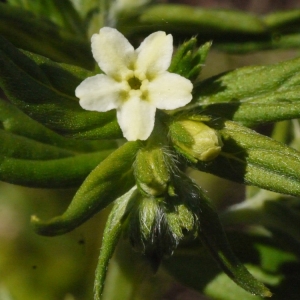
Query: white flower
[{"left": 75, "top": 27, "right": 193, "bottom": 141}]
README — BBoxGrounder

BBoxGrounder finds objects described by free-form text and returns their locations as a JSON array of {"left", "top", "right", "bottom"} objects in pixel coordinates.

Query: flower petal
[
  {"left": 147, "top": 72, "right": 193, "bottom": 110},
  {"left": 117, "top": 95, "right": 156, "bottom": 141},
  {"left": 91, "top": 27, "right": 135, "bottom": 79},
  {"left": 76, "top": 74, "right": 122, "bottom": 112},
  {"left": 135, "top": 31, "right": 173, "bottom": 78}
]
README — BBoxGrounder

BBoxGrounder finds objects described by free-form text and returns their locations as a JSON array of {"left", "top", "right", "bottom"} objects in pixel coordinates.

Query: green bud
[
  {"left": 170, "top": 119, "right": 223, "bottom": 162},
  {"left": 125, "top": 195, "right": 172, "bottom": 261},
  {"left": 136, "top": 197, "right": 160, "bottom": 244},
  {"left": 134, "top": 147, "right": 170, "bottom": 196},
  {"left": 125, "top": 190, "right": 199, "bottom": 265}
]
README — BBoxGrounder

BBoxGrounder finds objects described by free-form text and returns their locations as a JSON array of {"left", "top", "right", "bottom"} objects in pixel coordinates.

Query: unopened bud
[
  {"left": 125, "top": 195, "right": 172, "bottom": 261},
  {"left": 170, "top": 119, "right": 223, "bottom": 162},
  {"left": 125, "top": 193, "right": 198, "bottom": 263},
  {"left": 135, "top": 147, "right": 170, "bottom": 196}
]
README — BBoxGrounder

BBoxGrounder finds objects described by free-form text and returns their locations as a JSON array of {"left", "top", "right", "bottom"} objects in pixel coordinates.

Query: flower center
[{"left": 128, "top": 77, "right": 142, "bottom": 90}]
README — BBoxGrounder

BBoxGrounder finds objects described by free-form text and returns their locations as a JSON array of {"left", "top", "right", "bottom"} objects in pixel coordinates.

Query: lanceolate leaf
[
  {"left": 126, "top": 5, "right": 300, "bottom": 52},
  {"left": 196, "top": 119, "right": 300, "bottom": 197},
  {"left": 0, "top": 36, "right": 122, "bottom": 139},
  {"left": 263, "top": 9, "right": 300, "bottom": 32},
  {"left": 32, "top": 141, "right": 141, "bottom": 236},
  {"left": 94, "top": 187, "right": 137, "bottom": 300},
  {"left": 0, "top": 3, "right": 92, "bottom": 68},
  {"left": 0, "top": 150, "right": 112, "bottom": 188},
  {"left": 193, "top": 56, "right": 300, "bottom": 105},
  {"left": 189, "top": 56, "right": 300, "bottom": 126},
  {"left": 0, "top": 99, "right": 117, "bottom": 153},
  {"left": 164, "top": 231, "right": 295, "bottom": 299},
  {"left": 196, "top": 186, "right": 271, "bottom": 298},
  {"left": 134, "top": 4, "right": 267, "bottom": 39},
  {"left": 175, "top": 175, "right": 271, "bottom": 297},
  {"left": 7, "top": 0, "right": 85, "bottom": 36},
  {"left": 23, "top": 50, "right": 92, "bottom": 97},
  {"left": 216, "top": 33, "right": 300, "bottom": 53},
  {"left": 0, "top": 129, "right": 75, "bottom": 160},
  {"left": 199, "top": 99, "right": 300, "bottom": 127}
]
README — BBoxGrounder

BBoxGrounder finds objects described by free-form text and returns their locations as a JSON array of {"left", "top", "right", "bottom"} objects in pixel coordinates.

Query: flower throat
[{"left": 128, "top": 77, "right": 142, "bottom": 90}]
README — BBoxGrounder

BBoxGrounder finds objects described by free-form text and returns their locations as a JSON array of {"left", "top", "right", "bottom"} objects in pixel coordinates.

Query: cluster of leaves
[
  {"left": 2, "top": 1, "right": 300, "bottom": 300},
  {"left": 3, "top": 0, "right": 300, "bottom": 65}
]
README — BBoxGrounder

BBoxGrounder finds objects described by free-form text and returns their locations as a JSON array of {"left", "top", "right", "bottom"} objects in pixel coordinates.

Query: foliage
[{"left": 2, "top": 0, "right": 300, "bottom": 300}]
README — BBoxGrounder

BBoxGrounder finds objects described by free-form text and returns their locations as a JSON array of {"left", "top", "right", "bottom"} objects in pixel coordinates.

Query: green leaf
[
  {"left": 0, "top": 36, "right": 122, "bottom": 139},
  {"left": 94, "top": 187, "right": 137, "bottom": 300},
  {"left": 0, "top": 129, "right": 75, "bottom": 160},
  {"left": 164, "top": 174, "right": 271, "bottom": 297},
  {"left": 200, "top": 100, "right": 300, "bottom": 127},
  {"left": 23, "top": 50, "right": 92, "bottom": 96},
  {"left": 223, "top": 190, "right": 300, "bottom": 247},
  {"left": 0, "top": 150, "right": 112, "bottom": 188},
  {"left": 133, "top": 4, "right": 267, "bottom": 38},
  {"left": 194, "top": 56, "right": 300, "bottom": 105},
  {"left": 7, "top": 0, "right": 85, "bottom": 36},
  {"left": 191, "top": 56, "right": 300, "bottom": 126},
  {"left": 190, "top": 179, "right": 271, "bottom": 298},
  {"left": 264, "top": 9, "right": 300, "bottom": 32},
  {"left": 118, "top": 5, "right": 300, "bottom": 53},
  {"left": 165, "top": 232, "right": 286, "bottom": 299},
  {"left": 218, "top": 10, "right": 300, "bottom": 52},
  {"left": 196, "top": 119, "right": 300, "bottom": 197},
  {"left": 0, "top": 99, "right": 117, "bottom": 153},
  {"left": 31, "top": 141, "right": 141, "bottom": 235},
  {"left": 166, "top": 253, "right": 266, "bottom": 300},
  {"left": 0, "top": 3, "right": 93, "bottom": 68},
  {"left": 216, "top": 33, "right": 300, "bottom": 53},
  {"left": 263, "top": 200, "right": 300, "bottom": 244}
]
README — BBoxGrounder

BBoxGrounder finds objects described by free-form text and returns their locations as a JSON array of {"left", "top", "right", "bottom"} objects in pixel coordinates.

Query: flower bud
[
  {"left": 134, "top": 147, "right": 170, "bottom": 196},
  {"left": 125, "top": 193, "right": 198, "bottom": 264},
  {"left": 170, "top": 119, "right": 223, "bottom": 162}
]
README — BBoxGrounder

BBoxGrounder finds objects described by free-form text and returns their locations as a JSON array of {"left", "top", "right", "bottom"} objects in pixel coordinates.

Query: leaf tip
[{"left": 262, "top": 288, "right": 272, "bottom": 298}]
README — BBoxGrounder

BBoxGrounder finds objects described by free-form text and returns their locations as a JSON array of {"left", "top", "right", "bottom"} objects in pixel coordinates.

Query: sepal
[{"left": 169, "top": 37, "right": 211, "bottom": 82}]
